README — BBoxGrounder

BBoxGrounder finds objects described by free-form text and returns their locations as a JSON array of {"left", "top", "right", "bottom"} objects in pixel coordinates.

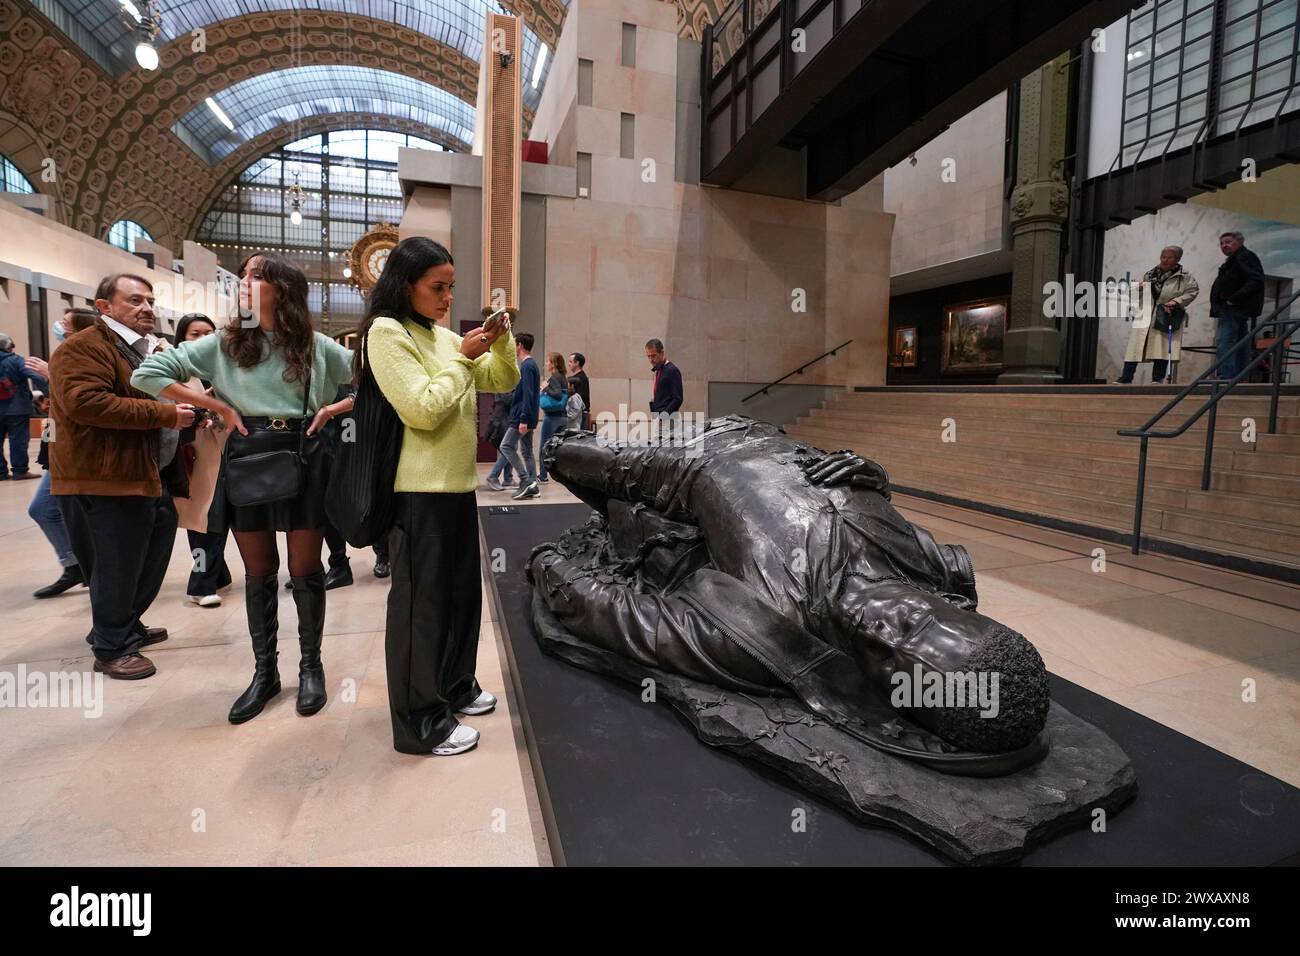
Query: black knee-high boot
[
  {"left": 229, "top": 573, "right": 281, "bottom": 724},
  {"left": 291, "top": 571, "right": 327, "bottom": 716}
]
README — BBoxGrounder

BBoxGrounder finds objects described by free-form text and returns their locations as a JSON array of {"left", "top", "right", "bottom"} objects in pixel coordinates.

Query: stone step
[
  {"left": 787, "top": 421, "right": 1207, "bottom": 489},
  {"left": 808, "top": 405, "right": 1269, "bottom": 451},
  {"left": 794, "top": 415, "right": 1212, "bottom": 468},
  {"left": 852, "top": 443, "right": 1190, "bottom": 511},
  {"left": 1227, "top": 449, "right": 1300, "bottom": 477},
  {"left": 1158, "top": 509, "right": 1300, "bottom": 558},
  {"left": 1256, "top": 432, "right": 1300, "bottom": 455},
  {"left": 1148, "top": 527, "right": 1300, "bottom": 572},
  {"left": 882, "top": 464, "right": 1141, "bottom": 528},
  {"left": 840, "top": 391, "right": 1300, "bottom": 416},
  {"left": 789, "top": 425, "right": 1148, "bottom": 521},
  {"left": 1183, "top": 489, "right": 1300, "bottom": 529},
  {"left": 794, "top": 418, "right": 1300, "bottom": 499}
]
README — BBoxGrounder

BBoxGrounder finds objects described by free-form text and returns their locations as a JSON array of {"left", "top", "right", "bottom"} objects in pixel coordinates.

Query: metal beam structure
[{"left": 701, "top": 0, "right": 1141, "bottom": 201}]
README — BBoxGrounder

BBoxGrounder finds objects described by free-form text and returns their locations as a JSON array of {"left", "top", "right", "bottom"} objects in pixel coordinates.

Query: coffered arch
[{"left": 186, "top": 112, "right": 466, "bottom": 238}]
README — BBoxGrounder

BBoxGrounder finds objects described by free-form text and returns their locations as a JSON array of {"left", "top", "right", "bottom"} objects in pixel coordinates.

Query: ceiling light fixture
[
  {"left": 531, "top": 43, "right": 548, "bottom": 89},
  {"left": 288, "top": 172, "right": 305, "bottom": 226},
  {"left": 125, "top": 1, "right": 162, "bottom": 72},
  {"left": 205, "top": 96, "right": 235, "bottom": 131}
]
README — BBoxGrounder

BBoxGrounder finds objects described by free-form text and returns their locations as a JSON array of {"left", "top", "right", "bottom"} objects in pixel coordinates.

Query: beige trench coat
[
  {"left": 1124, "top": 269, "right": 1200, "bottom": 363},
  {"left": 172, "top": 377, "right": 229, "bottom": 533}
]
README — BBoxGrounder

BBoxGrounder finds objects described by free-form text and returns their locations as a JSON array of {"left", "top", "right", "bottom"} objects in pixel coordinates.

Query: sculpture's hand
[{"left": 802, "top": 449, "right": 891, "bottom": 498}]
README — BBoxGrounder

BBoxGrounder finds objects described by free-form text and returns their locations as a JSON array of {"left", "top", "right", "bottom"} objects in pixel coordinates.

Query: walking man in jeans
[
  {"left": 495, "top": 332, "right": 540, "bottom": 499},
  {"left": 1210, "top": 231, "right": 1265, "bottom": 381}
]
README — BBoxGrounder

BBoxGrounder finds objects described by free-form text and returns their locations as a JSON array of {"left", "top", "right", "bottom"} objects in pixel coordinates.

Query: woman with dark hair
[
  {"left": 360, "top": 236, "right": 519, "bottom": 756},
  {"left": 132, "top": 253, "right": 357, "bottom": 724},
  {"left": 536, "top": 351, "right": 567, "bottom": 482},
  {"left": 169, "top": 314, "right": 231, "bottom": 608}
]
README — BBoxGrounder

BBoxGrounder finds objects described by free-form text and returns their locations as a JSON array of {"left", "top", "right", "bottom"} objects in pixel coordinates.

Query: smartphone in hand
[{"left": 483, "top": 308, "right": 511, "bottom": 334}]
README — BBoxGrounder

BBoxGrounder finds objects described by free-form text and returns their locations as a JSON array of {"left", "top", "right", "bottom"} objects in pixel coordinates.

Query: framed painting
[
  {"left": 892, "top": 326, "right": 918, "bottom": 367},
  {"left": 941, "top": 298, "right": 1007, "bottom": 373}
]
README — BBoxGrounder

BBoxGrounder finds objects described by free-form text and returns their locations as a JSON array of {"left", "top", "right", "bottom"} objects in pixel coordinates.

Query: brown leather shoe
[
  {"left": 93, "top": 653, "right": 157, "bottom": 680},
  {"left": 139, "top": 626, "right": 168, "bottom": 646}
]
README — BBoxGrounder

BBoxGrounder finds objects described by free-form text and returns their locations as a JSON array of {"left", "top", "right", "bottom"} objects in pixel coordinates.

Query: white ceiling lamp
[
  {"left": 123, "top": 1, "right": 161, "bottom": 72},
  {"left": 288, "top": 172, "right": 305, "bottom": 226},
  {"left": 531, "top": 43, "right": 548, "bottom": 89},
  {"left": 205, "top": 96, "right": 235, "bottom": 131}
]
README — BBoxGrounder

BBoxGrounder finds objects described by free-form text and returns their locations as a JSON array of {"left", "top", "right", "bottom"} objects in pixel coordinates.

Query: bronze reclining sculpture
[{"left": 526, "top": 415, "right": 1052, "bottom": 777}]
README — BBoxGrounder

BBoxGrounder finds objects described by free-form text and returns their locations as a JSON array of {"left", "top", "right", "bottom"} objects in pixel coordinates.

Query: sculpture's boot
[
  {"left": 290, "top": 571, "right": 327, "bottom": 716},
  {"left": 229, "top": 573, "right": 281, "bottom": 724}
]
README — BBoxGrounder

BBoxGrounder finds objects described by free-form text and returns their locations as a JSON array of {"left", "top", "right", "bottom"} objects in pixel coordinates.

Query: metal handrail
[
  {"left": 741, "top": 339, "right": 853, "bottom": 403},
  {"left": 1118, "top": 289, "right": 1300, "bottom": 554}
]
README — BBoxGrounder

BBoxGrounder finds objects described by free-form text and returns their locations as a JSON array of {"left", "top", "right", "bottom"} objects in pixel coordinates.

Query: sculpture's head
[{"left": 835, "top": 578, "right": 1051, "bottom": 753}]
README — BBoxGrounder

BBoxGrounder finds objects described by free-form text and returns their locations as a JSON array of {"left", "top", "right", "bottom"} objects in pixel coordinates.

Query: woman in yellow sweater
[{"left": 362, "top": 237, "right": 520, "bottom": 756}]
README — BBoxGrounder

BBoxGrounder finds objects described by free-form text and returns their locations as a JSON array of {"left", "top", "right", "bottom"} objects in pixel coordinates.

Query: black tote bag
[{"left": 325, "top": 331, "right": 406, "bottom": 547}]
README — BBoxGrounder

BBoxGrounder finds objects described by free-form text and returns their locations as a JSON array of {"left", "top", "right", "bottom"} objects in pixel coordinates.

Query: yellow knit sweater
[{"left": 367, "top": 316, "right": 520, "bottom": 493}]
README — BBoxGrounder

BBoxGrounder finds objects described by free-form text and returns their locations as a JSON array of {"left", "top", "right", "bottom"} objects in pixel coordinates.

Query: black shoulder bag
[
  {"left": 225, "top": 367, "right": 312, "bottom": 508},
  {"left": 1154, "top": 303, "right": 1187, "bottom": 334},
  {"left": 325, "top": 328, "right": 407, "bottom": 547}
]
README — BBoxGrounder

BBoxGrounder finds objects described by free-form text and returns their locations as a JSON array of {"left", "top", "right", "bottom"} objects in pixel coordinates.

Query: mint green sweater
[{"left": 131, "top": 330, "right": 355, "bottom": 415}]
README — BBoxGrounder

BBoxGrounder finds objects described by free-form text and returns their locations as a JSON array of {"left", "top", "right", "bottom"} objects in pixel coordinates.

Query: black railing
[
  {"left": 1118, "top": 290, "right": 1300, "bottom": 554},
  {"left": 742, "top": 340, "right": 852, "bottom": 403}
]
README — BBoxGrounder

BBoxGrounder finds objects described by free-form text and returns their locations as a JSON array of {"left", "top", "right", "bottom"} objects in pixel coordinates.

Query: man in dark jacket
[
  {"left": 0, "top": 332, "right": 48, "bottom": 480},
  {"left": 645, "top": 339, "right": 683, "bottom": 440},
  {"left": 500, "top": 331, "right": 540, "bottom": 499},
  {"left": 568, "top": 352, "right": 591, "bottom": 429},
  {"left": 50, "top": 274, "right": 195, "bottom": 680},
  {"left": 1210, "top": 231, "right": 1266, "bottom": 381}
]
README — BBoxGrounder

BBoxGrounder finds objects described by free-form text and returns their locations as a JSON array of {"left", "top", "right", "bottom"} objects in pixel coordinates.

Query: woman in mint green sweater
[
  {"left": 360, "top": 237, "right": 519, "bottom": 756},
  {"left": 132, "top": 252, "right": 356, "bottom": 725}
]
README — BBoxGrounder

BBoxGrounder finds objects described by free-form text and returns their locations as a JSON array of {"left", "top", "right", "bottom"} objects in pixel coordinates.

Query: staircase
[{"left": 786, "top": 386, "right": 1300, "bottom": 579}]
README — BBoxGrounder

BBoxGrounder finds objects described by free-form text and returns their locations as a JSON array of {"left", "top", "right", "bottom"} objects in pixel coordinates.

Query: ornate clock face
[{"left": 347, "top": 223, "right": 399, "bottom": 292}]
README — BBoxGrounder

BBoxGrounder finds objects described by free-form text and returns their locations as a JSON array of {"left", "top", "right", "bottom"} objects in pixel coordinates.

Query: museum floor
[{"left": 2, "top": 453, "right": 1298, "bottom": 865}]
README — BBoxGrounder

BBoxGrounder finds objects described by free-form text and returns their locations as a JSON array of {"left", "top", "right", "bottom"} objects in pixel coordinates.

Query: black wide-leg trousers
[{"left": 385, "top": 491, "right": 483, "bottom": 754}]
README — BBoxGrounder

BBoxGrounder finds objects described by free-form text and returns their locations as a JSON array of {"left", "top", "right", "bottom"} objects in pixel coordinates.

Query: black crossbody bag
[{"left": 225, "top": 368, "right": 312, "bottom": 508}]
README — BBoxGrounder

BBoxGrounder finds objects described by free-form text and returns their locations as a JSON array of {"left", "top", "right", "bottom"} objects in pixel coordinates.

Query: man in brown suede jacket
[{"left": 50, "top": 274, "right": 195, "bottom": 679}]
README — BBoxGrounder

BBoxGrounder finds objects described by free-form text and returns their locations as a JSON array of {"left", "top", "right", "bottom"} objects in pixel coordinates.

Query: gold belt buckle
[{"left": 269, "top": 418, "right": 288, "bottom": 431}]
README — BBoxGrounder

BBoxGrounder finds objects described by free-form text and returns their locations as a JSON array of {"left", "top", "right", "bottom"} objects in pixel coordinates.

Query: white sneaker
[
  {"left": 457, "top": 690, "right": 497, "bottom": 716},
  {"left": 432, "top": 723, "right": 480, "bottom": 756},
  {"left": 188, "top": 593, "right": 223, "bottom": 608}
]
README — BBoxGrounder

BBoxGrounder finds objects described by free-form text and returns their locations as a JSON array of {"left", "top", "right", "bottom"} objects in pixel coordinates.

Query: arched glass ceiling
[
  {"left": 39, "top": 0, "right": 559, "bottom": 108},
  {"left": 172, "top": 65, "right": 476, "bottom": 162}
]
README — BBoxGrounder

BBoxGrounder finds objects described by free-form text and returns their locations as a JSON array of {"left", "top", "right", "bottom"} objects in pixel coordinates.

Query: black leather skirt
[{"left": 218, "top": 420, "right": 330, "bottom": 533}]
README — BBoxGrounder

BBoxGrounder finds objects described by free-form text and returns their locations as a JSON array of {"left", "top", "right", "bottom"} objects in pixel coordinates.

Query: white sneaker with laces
[
  {"left": 457, "top": 689, "right": 497, "bottom": 716},
  {"left": 432, "top": 723, "right": 480, "bottom": 756}
]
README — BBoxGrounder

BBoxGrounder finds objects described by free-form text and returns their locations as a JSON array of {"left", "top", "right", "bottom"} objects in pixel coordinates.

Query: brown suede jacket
[{"left": 49, "top": 320, "right": 189, "bottom": 498}]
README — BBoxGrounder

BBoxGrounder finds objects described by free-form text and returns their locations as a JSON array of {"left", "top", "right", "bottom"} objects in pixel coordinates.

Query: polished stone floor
[{"left": 2, "top": 452, "right": 1297, "bottom": 866}]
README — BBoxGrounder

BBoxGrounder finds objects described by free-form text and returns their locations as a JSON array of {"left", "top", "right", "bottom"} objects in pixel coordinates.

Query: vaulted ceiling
[{"left": 0, "top": 0, "right": 727, "bottom": 250}]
